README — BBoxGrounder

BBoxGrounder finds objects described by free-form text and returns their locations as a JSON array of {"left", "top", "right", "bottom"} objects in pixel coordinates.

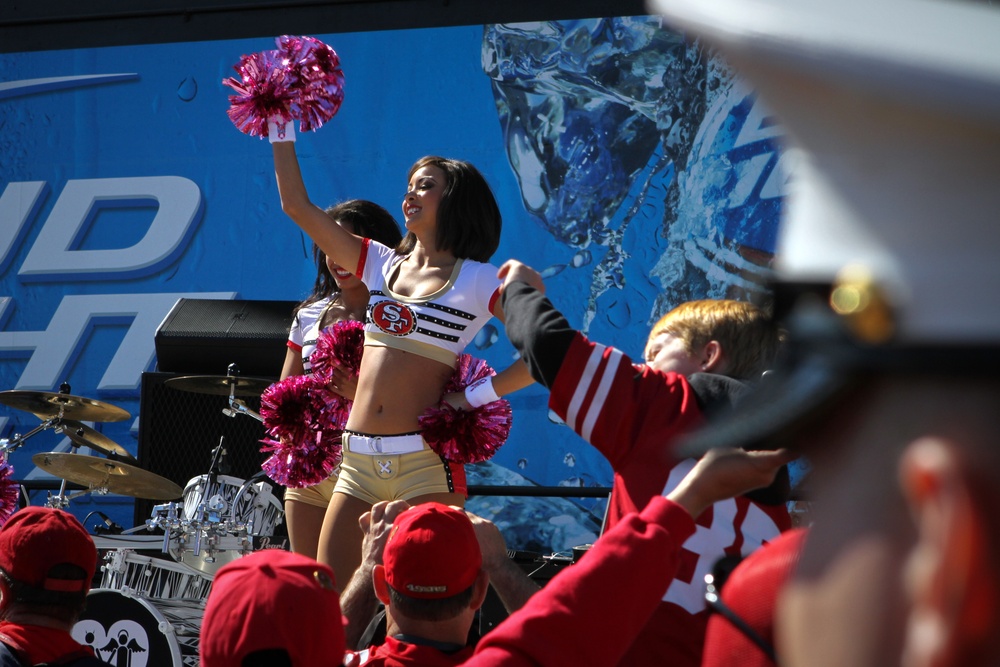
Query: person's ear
[
  {"left": 700, "top": 340, "right": 725, "bottom": 373},
  {"left": 372, "top": 565, "right": 391, "bottom": 606},
  {"left": 469, "top": 570, "right": 491, "bottom": 612},
  {"left": 898, "top": 437, "right": 994, "bottom": 667}
]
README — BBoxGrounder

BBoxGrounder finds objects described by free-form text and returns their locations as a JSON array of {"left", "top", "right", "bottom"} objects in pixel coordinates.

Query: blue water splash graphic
[{"left": 484, "top": 17, "right": 786, "bottom": 329}]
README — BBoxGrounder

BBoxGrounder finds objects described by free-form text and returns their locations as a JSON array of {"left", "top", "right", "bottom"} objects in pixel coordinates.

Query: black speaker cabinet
[
  {"left": 135, "top": 371, "right": 278, "bottom": 526},
  {"left": 154, "top": 298, "right": 297, "bottom": 378}
]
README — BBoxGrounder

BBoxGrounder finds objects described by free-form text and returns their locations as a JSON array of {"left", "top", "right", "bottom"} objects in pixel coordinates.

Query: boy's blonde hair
[{"left": 646, "top": 300, "right": 779, "bottom": 380}]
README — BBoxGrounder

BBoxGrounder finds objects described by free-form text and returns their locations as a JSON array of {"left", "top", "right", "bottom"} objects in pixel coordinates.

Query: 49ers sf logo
[{"left": 371, "top": 301, "right": 416, "bottom": 336}]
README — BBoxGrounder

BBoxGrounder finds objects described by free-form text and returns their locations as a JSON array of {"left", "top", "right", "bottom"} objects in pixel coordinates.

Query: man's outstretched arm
[{"left": 464, "top": 447, "right": 795, "bottom": 667}]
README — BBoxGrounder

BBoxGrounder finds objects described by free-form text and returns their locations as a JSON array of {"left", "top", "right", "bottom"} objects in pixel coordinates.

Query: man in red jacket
[{"left": 0, "top": 507, "right": 104, "bottom": 667}]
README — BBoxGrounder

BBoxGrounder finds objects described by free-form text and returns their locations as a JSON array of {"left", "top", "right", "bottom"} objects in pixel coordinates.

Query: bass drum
[{"left": 73, "top": 589, "right": 205, "bottom": 667}]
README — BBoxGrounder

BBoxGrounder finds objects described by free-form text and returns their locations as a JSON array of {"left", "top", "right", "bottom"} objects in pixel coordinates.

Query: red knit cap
[
  {"left": 0, "top": 507, "right": 96, "bottom": 595},
  {"left": 383, "top": 502, "right": 482, "bottom": 600},
  {"left": 200, "top": 550, "right": 345, "bottom": 667}
]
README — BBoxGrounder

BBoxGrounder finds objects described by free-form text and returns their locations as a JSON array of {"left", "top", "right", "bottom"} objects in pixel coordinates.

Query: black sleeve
[
  {"left": 688, "top": 372, "right": 791, "bottom": 506},
  {"left": 686, "top": 373, "right": 749, "bottom": 419},
  {"left": 500, "top": 281, "right": 577, "bottom": 389}
]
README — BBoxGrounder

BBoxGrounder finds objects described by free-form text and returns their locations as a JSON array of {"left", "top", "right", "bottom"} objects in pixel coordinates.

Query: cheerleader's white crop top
[{"left": 356, "top": 238, "right": 501, "bottom": 367}]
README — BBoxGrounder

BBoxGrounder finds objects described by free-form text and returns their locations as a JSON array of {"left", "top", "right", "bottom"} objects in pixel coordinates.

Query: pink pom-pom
[
  {"left": 0, "top": 461, "right": 19, "bottom": 527},
  {"left": 275, "top": 35, "right": 346, "bottom": 133},
  {"left": 261, "top": 428, "right": 342, "bottom": 488},
  {"left": 443, "top": 354, "right": 496, "bottom": 394},
  {"left": 419, "top": 354, "right": 512, "bottom": 464},
  {"left": 223, "top": 35, "right": 345, "bottom": 137},
  {"left": 259, "top": 373, "right": 351, "bottom": 487},
  {"left": 310, "top": 320, "right": 364, "bottom": 385},
  {"left": 260, "top": 374, "right": 328, "bottom": 443},
  {"left": 222, "top": 49, "right": 295, "bottom": 138}
]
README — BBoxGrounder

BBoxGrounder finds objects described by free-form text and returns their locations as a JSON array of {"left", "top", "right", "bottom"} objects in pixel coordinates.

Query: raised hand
[{"left": 497, "top": 259, "right": 545, "bottom": 295}]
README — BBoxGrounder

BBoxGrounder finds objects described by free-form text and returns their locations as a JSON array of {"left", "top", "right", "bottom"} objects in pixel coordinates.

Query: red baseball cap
[
  {"left": 200, "top": 550, "right": 345, "bottom": 667},
  {"left": 383, "top": 502, "right": 482, "bottom": 600},
  {"left": 0, "top": 506, "right": 96, "bottom": 596}
]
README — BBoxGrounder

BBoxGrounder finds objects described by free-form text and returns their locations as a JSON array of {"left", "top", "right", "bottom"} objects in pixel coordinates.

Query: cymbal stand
[
  {"left": 45, "top": 439, "right": 112, "bottom": 509},
  {"left": 0, "top": 401, "right": 81, "bottom": 509},
  {"left": 45, "top": 486, "right": 96, "bottom": 510},
  {"left": 221, "top": 363, "right": 263, "bottom": 423},
  {"left": 1, "top": 381, "right": 104, "bottom": 458},
  {"left": 0, "top": 414, "right": 62, "bottom": 457}
]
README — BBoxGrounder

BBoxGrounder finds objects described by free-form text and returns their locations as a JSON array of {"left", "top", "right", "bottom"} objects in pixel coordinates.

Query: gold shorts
[
  {"left": 283, "top": 471, "right": 339, "bottom": 509},
  {"left": 333, "top": 432, "right": 467, "bottom": 504}
]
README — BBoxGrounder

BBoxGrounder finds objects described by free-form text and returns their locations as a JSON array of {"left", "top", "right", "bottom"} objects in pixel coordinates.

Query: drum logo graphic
[
  {"left": 371, "top": 301, "right": 416, "bottom": 336},
  {"left": 74, "top": 590, "right": 202, "bottom": 667},
  {"left": 74, "top": 617, "right": 151, "bottom": 667}
]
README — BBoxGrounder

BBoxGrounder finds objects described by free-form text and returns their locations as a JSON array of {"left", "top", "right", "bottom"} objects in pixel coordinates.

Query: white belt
[{"left": 345, "top": 432, "right": 426, "bottom": 455}]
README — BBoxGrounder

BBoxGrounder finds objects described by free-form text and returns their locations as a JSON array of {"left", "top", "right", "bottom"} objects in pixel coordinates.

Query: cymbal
[
  {"left": 0, "top": 390, "right": 130, "bottom": 423},
  {"left": 164, "top": 375, "right": 272, "bottom": 397},
  {"left": 58, "top": 420, "right": 138, "bottom": 463},
  {"left": 32, "top": 452, "right": 182, "bottom": 500}
]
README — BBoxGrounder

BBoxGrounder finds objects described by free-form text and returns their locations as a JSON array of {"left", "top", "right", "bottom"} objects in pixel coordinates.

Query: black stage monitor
[{"left": 154, "top": 298, "right": 296, "bottom": 378}]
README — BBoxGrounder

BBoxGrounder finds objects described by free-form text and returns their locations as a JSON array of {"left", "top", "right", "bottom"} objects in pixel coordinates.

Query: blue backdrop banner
[{"left": 0, "top": 16, "right": 786, "bottom": 551}]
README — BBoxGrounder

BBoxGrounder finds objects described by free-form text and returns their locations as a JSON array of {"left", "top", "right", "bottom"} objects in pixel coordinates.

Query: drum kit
[{"left": 0, "top": 369, "right": 280, "bottom": 667}]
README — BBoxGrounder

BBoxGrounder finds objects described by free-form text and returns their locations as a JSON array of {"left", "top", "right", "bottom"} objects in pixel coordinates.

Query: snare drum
[
  {"left": 100, "top": 550, "right": 212, "bottom": 600},
  {"left": 74, "top": 589, "right": 204, "bottom": 667}
]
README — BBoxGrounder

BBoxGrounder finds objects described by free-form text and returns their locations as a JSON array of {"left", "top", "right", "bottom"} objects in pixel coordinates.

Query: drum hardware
[
  {"left": 3, "top": 420, "right": 136, "bottom": 503},
  {"left": 208, "top": 435, "right": 232, "bottom": 477},
  {"left": 144, "top": 442, "right": 283, "bottom": 576},
  {"left": 221, "top": 395, "right": 263, "bottom": 423},
  {"left": 39, "top": 484, "right": 90, "bottom": 511},
  {"left": 146, "top": 467, "right": 254, "bottom": 573},
  {"left": 145, "top": 491, "right": 255, "bottom": 577},
  {"left": 89, "top": 510, "right": 126, "bottom": 535},
  {"left": 163, "top": 365, "right": 271, "bottom": 399},
  {"left": 0, "top": 383, "right": 135, "bottom": 498},
  {"left": 164, "top": 363, "right": 266, "bottom": 423},
  {"left": 222, "top": 363, "right": 264, "bottom": 424},
  {"left": 139, "top": 366, "right": 284, "bottom": 576}
]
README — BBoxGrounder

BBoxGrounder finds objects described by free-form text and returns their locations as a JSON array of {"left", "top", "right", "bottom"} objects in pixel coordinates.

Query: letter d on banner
[{"left": 19, "top": 176, "right": 202, "bottom": 278}]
